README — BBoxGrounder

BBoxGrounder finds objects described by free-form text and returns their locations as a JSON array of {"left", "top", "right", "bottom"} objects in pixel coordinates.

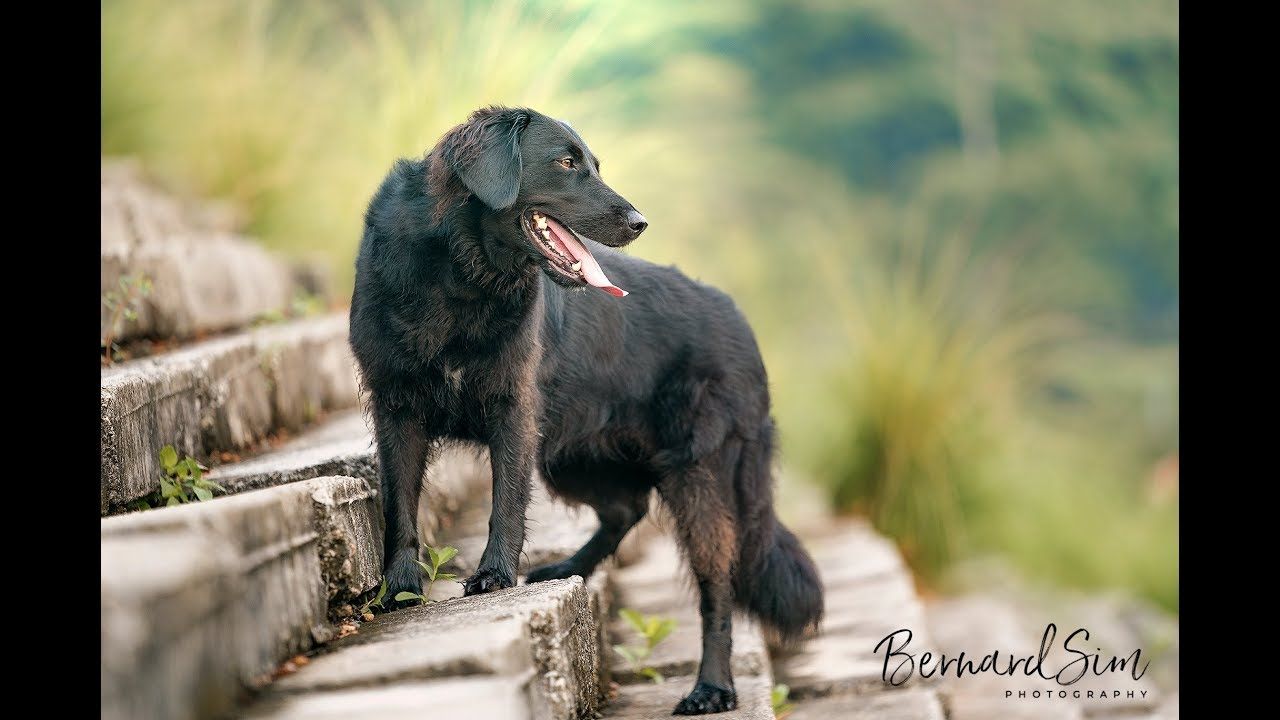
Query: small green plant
[
  {"left": 101, "top": 274, "right": 152, "bottom": 364},
  {"left": 158, "top": 445, "right": 224, "bottom": 505},
  {"left": 392, "top": 545, "right": 460, "bottom": 605},
  {"left": 771, "top": 683, "right": 794, "bottom": 719},
  {"left": 291, "top": 289, "right": 324, "bottom": 318},
  {"left": 360, "top": 578, "right": 389, "bottom": 617},
  {"left": 613, "top": 608, "right": 676, "bottom": 684}
]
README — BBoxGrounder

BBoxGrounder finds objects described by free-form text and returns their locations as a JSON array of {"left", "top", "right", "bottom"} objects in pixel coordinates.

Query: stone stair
[
  {"left": 772, "top": 520, "right": 946, "bottom": 720},
  {"left": 100, "top": 156, "right": 962, "bottom": 720},
  {"left": 100, "top": 312, "right": 360, "bottom": 514},
  {"left": 101, "top": 159, "right": 325, "bottom": 345}
]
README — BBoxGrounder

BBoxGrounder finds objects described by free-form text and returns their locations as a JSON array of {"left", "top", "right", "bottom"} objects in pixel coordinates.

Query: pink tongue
[{"left": 543, "top": 217, "right": 628, "bottom": 297}]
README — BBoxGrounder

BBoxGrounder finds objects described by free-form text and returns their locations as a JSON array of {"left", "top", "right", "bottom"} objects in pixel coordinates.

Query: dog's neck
[{"left": 439, "top": 199, "right": 541, "bottom": 302}]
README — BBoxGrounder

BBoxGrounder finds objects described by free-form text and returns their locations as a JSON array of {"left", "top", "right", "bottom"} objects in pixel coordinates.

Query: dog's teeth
[
  {"left": 535, "top": 216, "right": 548, "bottom": 229},
  {"left": 571, "top": 261, "right": 582, "bottom": 272},
  {"left": 541, "top": 229, "right": 551, "bottom": 240}
]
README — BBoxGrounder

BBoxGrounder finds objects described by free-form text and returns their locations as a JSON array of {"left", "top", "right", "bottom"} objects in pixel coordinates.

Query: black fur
[{"left": 349, "top": 106, "right": 824, "bottom": 715}]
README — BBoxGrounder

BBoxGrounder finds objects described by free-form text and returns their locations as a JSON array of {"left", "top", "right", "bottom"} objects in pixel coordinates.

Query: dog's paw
[
  {"left": 380, "top": 554, "right": 424, "bottom": 610},
  {"left": 463, "top": 566, "right": 514, "bottom": 596},
  {"left": 672, "top": 682, "right": 737, "bottom": 715},
  {"left": 526, "top": 560, "right": 581, "bottom": 584}
]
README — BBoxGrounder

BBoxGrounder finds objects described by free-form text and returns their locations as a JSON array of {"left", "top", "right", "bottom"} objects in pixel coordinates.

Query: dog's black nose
[{"left": 626, "top": 209, "right": 648, "bottom": 237}]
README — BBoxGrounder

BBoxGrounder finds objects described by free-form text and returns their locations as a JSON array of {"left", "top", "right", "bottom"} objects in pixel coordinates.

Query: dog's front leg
[
  {"left": 372, "top": 399, "right": 432, "bottom": 605},
  {"left": 464, "top": 396, "right": 536, "bottom": 595}
]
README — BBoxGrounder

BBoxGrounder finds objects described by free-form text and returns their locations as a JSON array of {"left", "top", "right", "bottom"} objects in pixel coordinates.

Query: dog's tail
[{"left": 732, "top": 420, "right": 824, "bottom": 644}]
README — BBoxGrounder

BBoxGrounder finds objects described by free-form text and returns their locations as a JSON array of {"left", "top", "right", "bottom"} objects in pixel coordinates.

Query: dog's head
[{"left": 429, "top": 106, "right": 646, "bottom": 297}]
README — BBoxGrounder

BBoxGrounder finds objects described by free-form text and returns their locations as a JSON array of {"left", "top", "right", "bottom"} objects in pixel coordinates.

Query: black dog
[{"left": 349, "top": 107, "right": 823, "bottom": 715}]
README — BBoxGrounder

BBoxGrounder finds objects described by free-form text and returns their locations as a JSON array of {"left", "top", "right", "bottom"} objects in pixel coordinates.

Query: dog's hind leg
[
  {"left": 527, "top": 489, "right": 649, "bottom": 583},
  {"left": 658, "top": 461, "right": 740, "bottom": 715}
]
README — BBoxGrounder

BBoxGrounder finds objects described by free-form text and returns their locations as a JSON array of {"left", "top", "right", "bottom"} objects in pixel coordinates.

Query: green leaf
[
  {"left": 415, "top": 559, "right": 437, "bottom": 581},
  {"left": 433, "top": 546, "right": 458, "bottom": 569},
  {"left": 372, "top": 578, "right": 388, "bottom": 608},
  {"left": 435, "top": 573, "right": 457, "bottom": 582},
  {"left": 193, "top": 486, "right": 213, "bottom": 502},
  {"left": 640, "top": 667, "right": 664, "bottom": 684},
  {"left": 772, "top": 683, "right": 793, "bottom": 715},
  {"left": 178, "top": 457, "right": 201, "bottom": 481},
  {"left": 159, "top": 477, "right": 180, "bottom": 498},
  {"left": 619, "top": 608, "right": 647, "bottom": 636},
  {"left": 648, "top": 619, "right": 676, "bottom": 648},
  {"left": 612, "top": 645, "right": 638, "bottom": 665},
  {"left": 166, "top": 496, "right": 180, "bottom": 506},
  {"left": 394, "top": 592, "right": 424, "bottom": 603},
  {"left": 159, "top": 445, "right": 178, "bottom": 472},
  {"left": 425, "top": 546, "right": 440, "bottom": 571}
]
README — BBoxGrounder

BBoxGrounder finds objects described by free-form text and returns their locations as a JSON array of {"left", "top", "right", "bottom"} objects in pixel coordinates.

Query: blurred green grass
[{"left": 102, "top": 0, "right": 1178, "bottom": 611}]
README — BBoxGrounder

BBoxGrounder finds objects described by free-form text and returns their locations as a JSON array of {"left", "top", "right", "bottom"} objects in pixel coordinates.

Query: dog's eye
[{"left": 558, "top": 157, "right": 576, "bottom": 170}]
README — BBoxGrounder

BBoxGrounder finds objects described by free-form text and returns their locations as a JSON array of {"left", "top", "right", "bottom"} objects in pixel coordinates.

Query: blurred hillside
[{"left": 102, "top": 0, "right": 1178, "bottom": 610}]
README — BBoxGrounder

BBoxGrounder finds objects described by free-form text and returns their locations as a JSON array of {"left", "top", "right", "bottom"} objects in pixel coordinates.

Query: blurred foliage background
[{"left": 102, "top": 0, "right": 1178, "bottom": 611}]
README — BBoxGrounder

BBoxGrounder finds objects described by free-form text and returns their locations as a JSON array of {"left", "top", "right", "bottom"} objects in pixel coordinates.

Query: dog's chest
[{"left": 416, "top": 353, "right": 510, "bottom": 440}]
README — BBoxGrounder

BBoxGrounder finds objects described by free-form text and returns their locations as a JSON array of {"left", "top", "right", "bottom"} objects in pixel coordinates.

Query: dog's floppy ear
[{"left": 440, "top": 107, "right": 531, "bottom": 210}]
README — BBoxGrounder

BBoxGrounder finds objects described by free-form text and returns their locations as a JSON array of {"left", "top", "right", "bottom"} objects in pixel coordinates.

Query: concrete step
[
  {"left": 601, "top": 535, "right": 776, "bottom": 719},
  {"left": 239, "top": 677, "right": 535, "bottom": 720},
  {"left": 100, "top": 313, "right": 359, "bottom": 514},
  {"left": 606, "top": 674, "right": 776, "bottom": 720},
  {"left": 102, "top": 476, "right": 382, "bottom": 720},
  {"left": 205, "top": 409, "right": 491, "bottom": 549},
  {"left": 205, "top": 410, "right": 375, "bottom": 496},
  {"left": 238, "top": 482, "right": 617, "bottom": 720},
  {"left": 101, "top": 159, "right": 318, "bottom": 345},
  {"left": 242, "top": 577, "right": 606, "bottom": 720},
  {"left": 784, "top": 689, "right": 945, "bottom": 720}
]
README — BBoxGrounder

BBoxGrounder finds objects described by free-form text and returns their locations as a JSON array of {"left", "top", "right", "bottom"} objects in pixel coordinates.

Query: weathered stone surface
[
  {"left": 270, "top": 619, "right": 530, "bottom": 693},
  {"left": 207, "top": 411, "right": 376, "bottom": 495},
  {"left": 100, "top": 313, "right": 359, "bottom": 513},
  {"left": 786, "top": 688, "right": 946, "bottom": 720},
  {"left": 101, "top": 354, "right": 205, "bottom": 513},
  {"left": 605, "top": 673, "right": 775, "bottom": 720},
  {"left": 254, "top": 314, "right": 360, "bottom": 430},
  {"left": 102, "top": 476, "right": 387, "bottom": 720},
  {"left": 248, "top": 577, "right": 603, "bottom": 720},
  {"left": 194, "top": 334, "right": 277, "bottom": 451},
  {"left": 940, "top": 690, "right": 1083, "bottom": 720},
  {"left": 102, "top": 530, "right": 242, "bottom": 720},
  {"left": 242, "top": 676, "right": 533, "bottom": 720},
  {"left": 310, "top": 476, "right": 383, "bottom": 609},
  {"left": 101, "top": 159, "right": 299, "bottom": 343}
]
